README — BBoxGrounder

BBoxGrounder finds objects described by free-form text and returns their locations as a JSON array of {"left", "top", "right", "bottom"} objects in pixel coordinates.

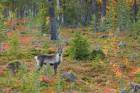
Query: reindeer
[{"left": 34, "top": 46, "right": 63, "bottom": 74}]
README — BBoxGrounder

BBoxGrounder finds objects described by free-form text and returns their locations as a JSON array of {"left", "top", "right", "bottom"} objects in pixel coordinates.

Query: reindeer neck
[{"left": 55, "top": 52, "right": 62, "bottom": 64}]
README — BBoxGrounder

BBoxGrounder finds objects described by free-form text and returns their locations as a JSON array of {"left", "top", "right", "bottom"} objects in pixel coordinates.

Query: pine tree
[{"left": 116, "top": 0, "right": 131, "bottom": 31}]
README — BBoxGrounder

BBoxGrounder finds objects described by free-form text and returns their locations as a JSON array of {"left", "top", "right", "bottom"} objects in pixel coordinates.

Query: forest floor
[{"left": 0, "top": 22, "right": 140, "bottom": 93}]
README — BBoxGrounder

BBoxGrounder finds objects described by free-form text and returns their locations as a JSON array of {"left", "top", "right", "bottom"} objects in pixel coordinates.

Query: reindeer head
[
  {"left": 56, "top": 43, "right": 64, "bottom": 57},
  {"left": 57, "top": 47, "right": 63, "bottom": 57}
]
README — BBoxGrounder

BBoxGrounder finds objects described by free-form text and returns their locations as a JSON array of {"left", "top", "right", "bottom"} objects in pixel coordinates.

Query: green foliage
[
  {"left": 42, "top": 42, "right": 48, "bottom": 53},
  {"left": 135, "top": 73, "right": 140, "bottom": 83},
  {"left": 0, "top": 31, "right": 6, "bottom": 43},
  {"left": 18, "top": 69, "right": 41, "bottom": 93},
  {"left": 90, "top": 15, "right": 98, "bottom": 32},
  {"left": 56, "top": 78, "right": 65, "bottom": 92},
  {"left": 30, "top": 48, "right": 42, "bottom": 56},
  {"left": 62, "top": 0, "right": 81, "bottom": 25},
  {"left": 0, "top": 62, "right": 42, "bottom": 92},
  {"left": 68, "top": 32, "right": 90, "bottom": 60},
  {"left": 37, "top": 0, "right": 49, "bottom": 34},
  {"left": 8, "top": 32, "right": 20, "bottom": 56},
  {"left": 91, "top": 60, "right": 101, "bottom": 70},
  {"left": 16, "top": 52, "right": 33, "bottom": 59},
  {"left": 99, "top": 0, "right": 114, "bottom": 32},
  {"left": 0, "top": 8, "right": 7, "bottom": 43},
  {"left": 99, "top": 18, "right": 113, "bottom": 32},
  {"left": 116, "top": 0, "right": 131, "bottom": 31},
  {"left": 89, "top": 49, "right": 105, "bottom": 60},
  {"left": 129, "top": 20, "right": 140, "bottom": 42}
]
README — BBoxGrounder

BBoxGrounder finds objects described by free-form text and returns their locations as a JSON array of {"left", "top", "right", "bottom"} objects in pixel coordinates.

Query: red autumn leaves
[
  {"left": 1, "top": 35, "right": 32, "bottom": 51},
  {"left": 40, "top": 75, "right": 56, "bottom": 84},
  {"left": 0, "top": 67, "right": 5, "bottom": 76},
  {"left": 4, "top": 18, "right": 29, "bottom": 29},
  {"left": 1, "top": 18, "right": 32, "bottom": 51}
]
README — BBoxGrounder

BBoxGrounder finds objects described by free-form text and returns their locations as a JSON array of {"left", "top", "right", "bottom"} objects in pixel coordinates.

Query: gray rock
[
  {"left": 128, "top": 53, "right": 139, "bottom": 62},
  {"left": 120, "top": 90, "right": 127, "bottom": 93},
  {"left": 62, "top": 72, "right": 76, "bottom": 82},
  {"left": 119, "top": 41, "right": 126, "bottom": 48}
]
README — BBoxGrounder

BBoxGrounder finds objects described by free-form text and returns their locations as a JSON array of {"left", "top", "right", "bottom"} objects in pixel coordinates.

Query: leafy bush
[
  {"left": 0, "top": 14, "right": 7, "bottom": 43},
  {"left": 16, "top": 52, "right": 33, "bottom": 59},
  {"left": 8, "top": 32, "right": 20, "bottom": 57},
  {"left": 130, "top": 20, "right": 140, "bottom": 41},
  {"left": 68, "top": 32, "right": 90, "bottom": 60},
  {"left": 30, "top": 48, "right": 42, "bottom": 56},
  {"left": 89, "top": 49, "right": 105, "bottom": 60},
  {"left": 135, "top": 72, "right": 140, "bottom": 83},
  {"left": 116, "top": 0, "right": 131, "bottom": 31},
  {"left": 0, "top": 31, "right": 6, "bottom": 43},
  {"left": 99, "top": 18, "right": 112, "bottom": 32}
]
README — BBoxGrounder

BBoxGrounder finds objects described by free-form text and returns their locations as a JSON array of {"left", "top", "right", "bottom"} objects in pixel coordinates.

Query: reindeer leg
[
  {"left": 37, "top": 61, "right": 44, "bottom": 71},
  {"left": 11, "top": 68, "right": 16, "bottom": 76},
  {"left": 54, "top": 63, "right": 58, "bottom": 75}
]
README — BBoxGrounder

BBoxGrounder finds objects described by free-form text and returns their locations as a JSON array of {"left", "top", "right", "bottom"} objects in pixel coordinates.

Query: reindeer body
[
  {"left": 34, "top": 48, "right": 63, "bottom": 74},
  {"left": 35, "top": 54, "right": 60, "bottom": 65}
]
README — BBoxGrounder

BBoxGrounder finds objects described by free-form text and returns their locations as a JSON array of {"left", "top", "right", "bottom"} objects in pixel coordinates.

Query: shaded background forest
[{"left": 0, "top": 0, "right": 140, "bottom": 40}]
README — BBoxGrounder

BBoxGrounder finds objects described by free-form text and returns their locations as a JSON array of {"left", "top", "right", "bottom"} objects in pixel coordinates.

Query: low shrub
[
  {"left": 129, "top": 20, "right": 140, "bottom": 42},
  {"left": 30, "top": 48, "right": 42, "bottom": 56},
  {"left": 16, "top": 52, "right": 33, "bottom": 59},
  {"left": 8, "top": 32, "right": 20, "bottom": 57},
  {"left": 68, "top": 32, "right": 90, "bottom": 60}
]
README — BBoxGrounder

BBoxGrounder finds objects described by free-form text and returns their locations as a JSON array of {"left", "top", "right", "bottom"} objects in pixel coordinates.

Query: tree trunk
[
  {"left": 92, "top": 0, "right": 99, "bottom": 32},
  {"left": 132, "top": 0, "right": 138, "bottom": 22},
  {"left": 101, "top": 0, "right": 107, "bottom": 17},
  {"left": 3, "top": 8, "right": 10, "bottom": 18},
  {"left": 57, "top": 0, "right": 63, "bottom": 25},
  {"left": 50, "top": 18, "right": 58, "bottom": 40},
  {"left": 48, "top": 0, "right": 58, "bottom": 40},
  {"left": 80, "top": 0, "right": 91, "bottom": 26}
]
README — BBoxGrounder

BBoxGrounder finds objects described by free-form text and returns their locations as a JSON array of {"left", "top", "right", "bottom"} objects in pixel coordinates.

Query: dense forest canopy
[
  {"left": 0, "top": 0, "right": 139, "bottom": 24},
  {"left": 0, "top": 0, "right": 139, "bottom": 42}
]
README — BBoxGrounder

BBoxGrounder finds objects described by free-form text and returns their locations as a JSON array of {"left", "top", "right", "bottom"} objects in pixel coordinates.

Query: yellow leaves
[
  {"left": 48, "top": 48, "right": 56, "bottom": 54},
  {"left": 108, "top": 31, "right": 113, "bottom": 36},
  {"left": 124, "top": 57, "right": 129, "bottom": 65},
  {"left": 99, "top": 60, "right": 104, "bottom": 64},
  {"left": 131, "top": 67, "right": 140, "bottom": 75},
  {"left": 104, "top": 37, "right": 118, "bottom": 44},
  {"left": 112, "top": 64, "right": 122, "bottom": 78},
  {"left": 112, "top": 0, "right": 117, "bottom": 5},
  {"left": 97, "top": 0, "right": 102, "bottom": 5},
  {"left": 115, "top": 70, "right": 122, "bottom": 78},
  {"left": 14, "top": 80, "right": 22, "bottom": 88},
  {"left": 126, "top": 0, "right": 134, "bottom": 6},
  {"left": 102, "top": 46, "right": 108, "bottom": 55},
  {"left": 135, "top": 68, "right": 140, "bottom": 73},
  {"left": 41, "top": 87, "right": 56, "bottom": 93},
  {"left": 102, "top": 35, "right": 121, "bottom": 56},
  {"left": 45, "top": 16, "right": 50, "bottom": 24},
  {"left": 0, "top": 4, "right": 3, "bottom": 9},
  {"left": 111, "top": 37, "right": 118, "bottom": 42}
]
